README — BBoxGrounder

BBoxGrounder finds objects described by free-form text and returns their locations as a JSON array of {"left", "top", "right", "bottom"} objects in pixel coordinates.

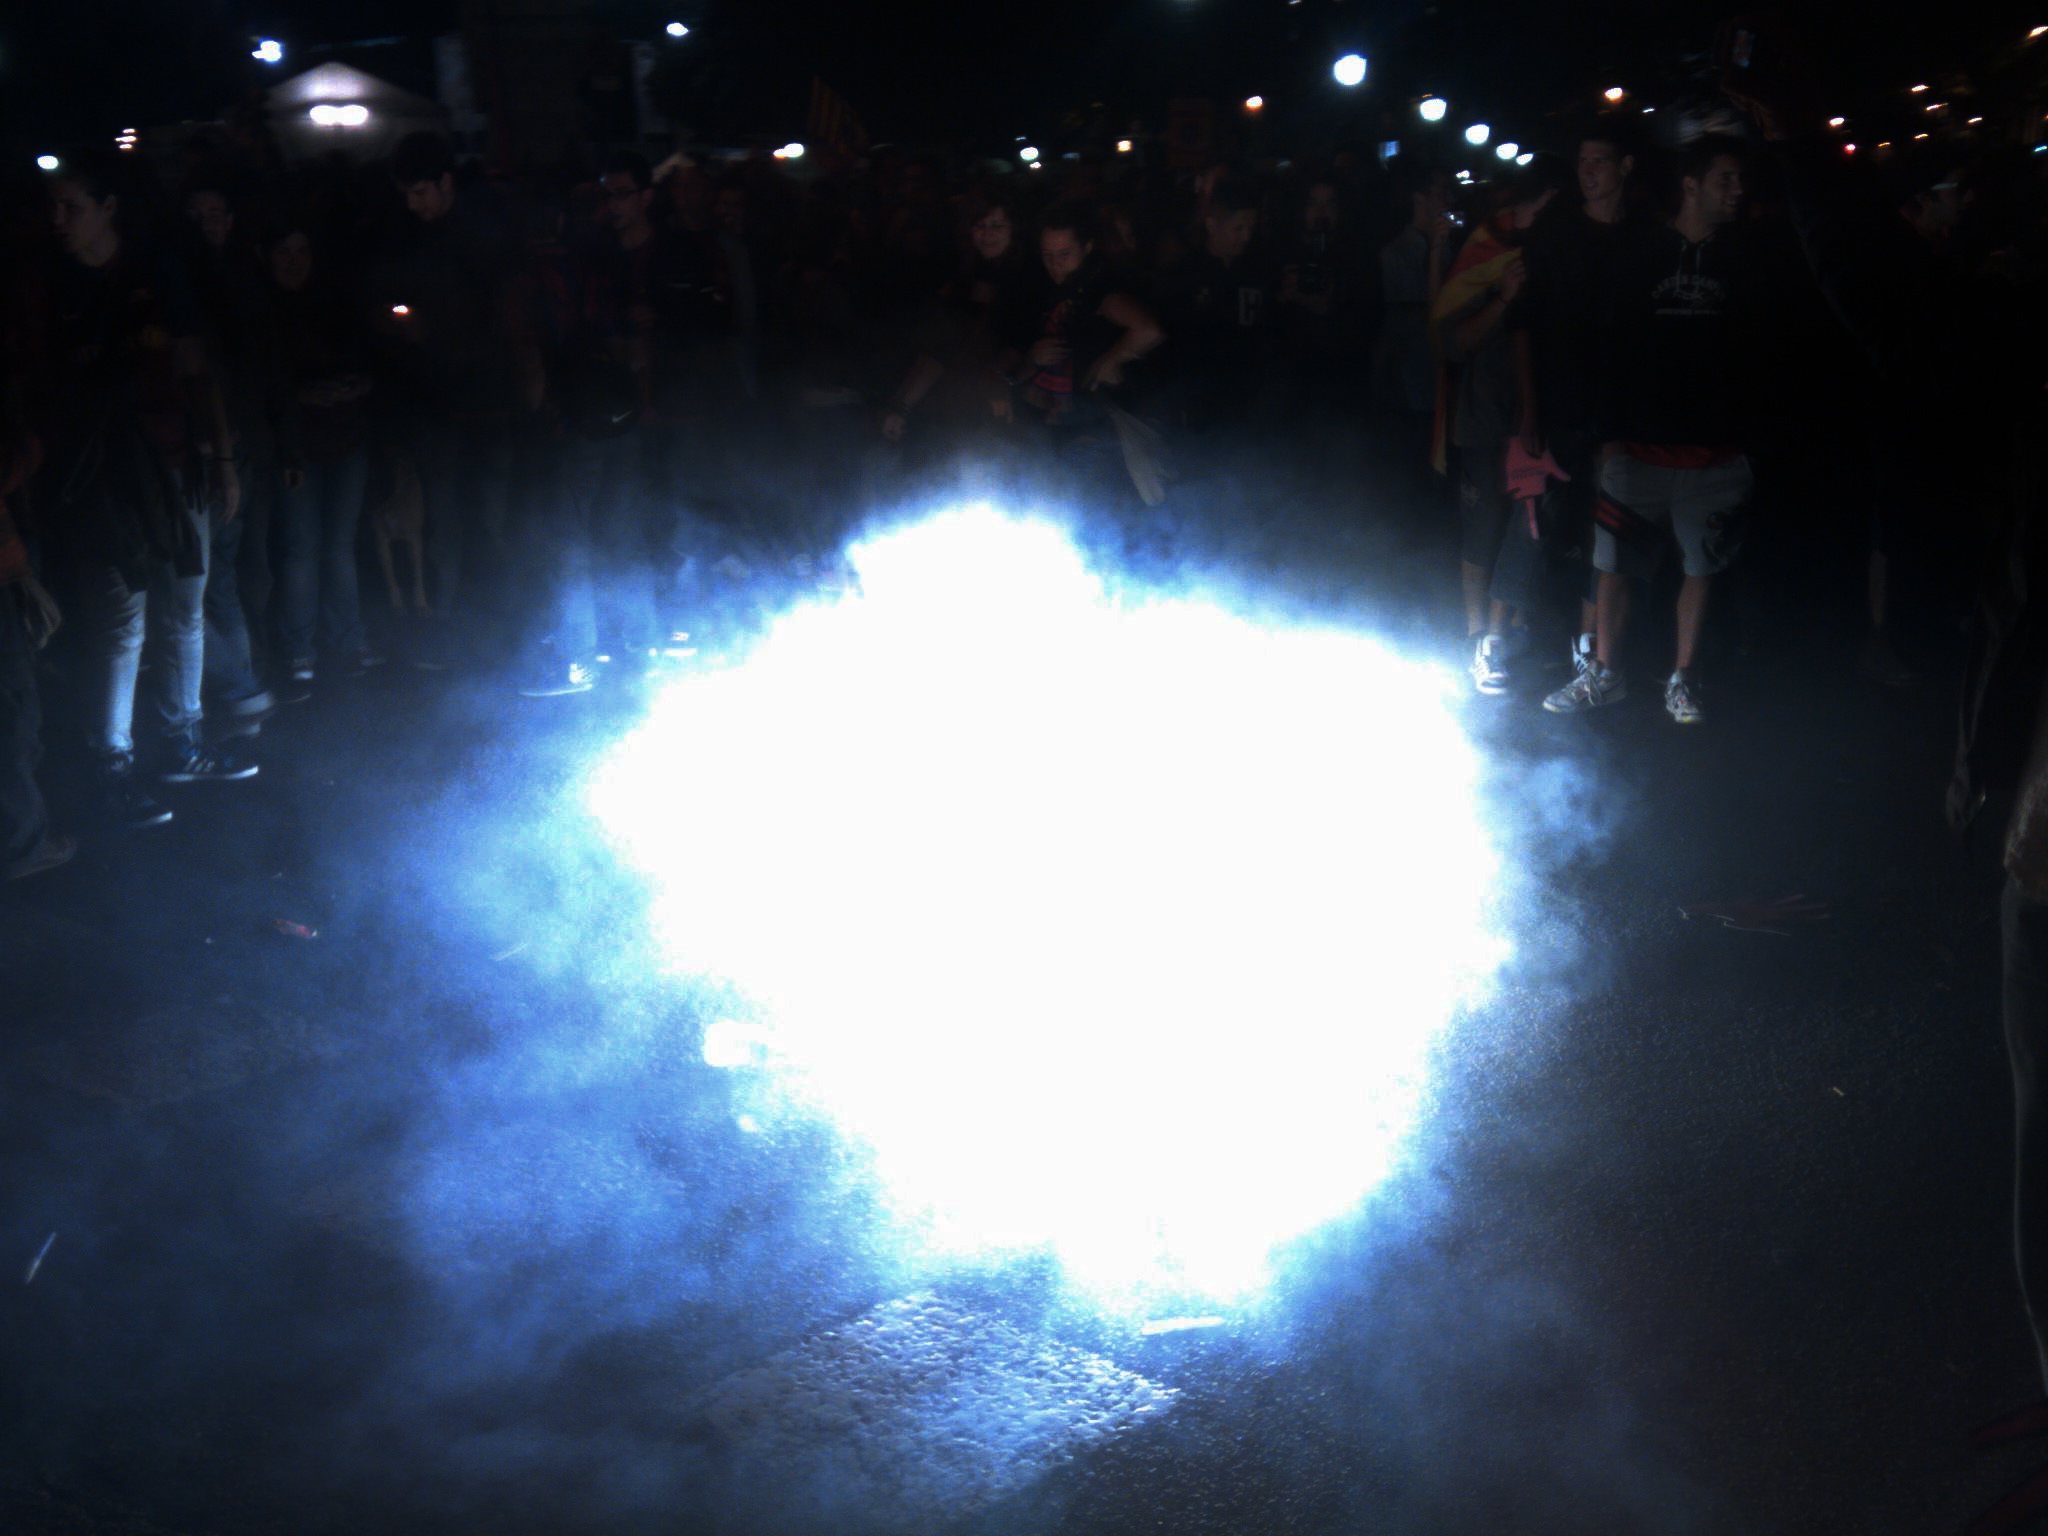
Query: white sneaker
[
  {"left": 1469, "top": 634, "right": 1510, "bottom": 695},
  {"left": 1543, "top": 663, "right": 1627, "bottom": 714},
  {"left": 1664, "top": 670, "right": 1704, "bottom": 724}
]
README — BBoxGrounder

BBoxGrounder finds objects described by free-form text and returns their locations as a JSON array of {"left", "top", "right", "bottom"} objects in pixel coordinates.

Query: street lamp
[
  {"left": 1604, "top": 86, "right": 1626, "bottom": 103},
  {"left": 1418, "top": 96, "right": 1447, "bottom": 122},
  {"left": 773, "top": 142, "right": 805, "bottom": 160},
  {"left": 253, "top": 38, "right": 284, "bottom": 64},
  {"left": 1515, "top": 153, "right": 1534, "bottom": 166},
  {"left": 665, "top": 21, "right": 689, "bottom": 37},
  {"left": 1464, "top": 123, "right": 1490, "bottom": 145},
  {"left": 1019, "top": 146, "right": 1040, "bottom": 163},
  {"left": 1495, "top": 141, "right": 1518, "bottom": 160},
  {"left": 1244, "top": 95, "right": 1264, "bottom": 112},
  {"left": 1332, "top": 53, "right": 1367, "bottom": 88},
  {"left": 36, "top": 155, "right": 58, "bottom": 172}
]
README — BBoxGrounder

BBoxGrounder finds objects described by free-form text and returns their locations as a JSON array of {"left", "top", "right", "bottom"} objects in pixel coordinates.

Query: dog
[{"left": 369, "top": 452, "right": 428, "bottom": 614}]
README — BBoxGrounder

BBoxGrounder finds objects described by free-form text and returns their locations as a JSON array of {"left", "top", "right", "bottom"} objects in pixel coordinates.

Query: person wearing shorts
[{"left": 1545, "top": 136, "right": 1760, "bottom": 724}]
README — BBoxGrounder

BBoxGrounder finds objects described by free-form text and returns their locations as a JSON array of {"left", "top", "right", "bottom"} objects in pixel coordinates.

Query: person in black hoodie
[
  {"left": 40, "top": 150, "right": 254, "bottom": 820},
  {"left": 263, "top": 214, "right": 378, "bottom": 694},
  {"left": 1543, "top": 135, "right": 1761, "bottom": 725}
]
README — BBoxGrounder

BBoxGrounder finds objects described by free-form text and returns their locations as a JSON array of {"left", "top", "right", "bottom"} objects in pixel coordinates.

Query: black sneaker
[
  {"left": 159, "top": 740, "right": 260, "bottom": 783},
  {"left": 92, "top": 763, "right": 174, "bottom": 828}
]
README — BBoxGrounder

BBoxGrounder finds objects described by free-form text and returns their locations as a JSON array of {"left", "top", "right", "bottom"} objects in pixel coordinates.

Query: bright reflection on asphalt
[{"left": 590, "top": 504, "right": 1507, "bottom": 1303}]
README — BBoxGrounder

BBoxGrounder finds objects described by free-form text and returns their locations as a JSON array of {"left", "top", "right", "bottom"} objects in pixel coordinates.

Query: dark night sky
[{"left": 1, "top": 0, "right": 2040, "bottom": 154}]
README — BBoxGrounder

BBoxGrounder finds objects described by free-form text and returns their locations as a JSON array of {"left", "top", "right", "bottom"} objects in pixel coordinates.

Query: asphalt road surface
[{"left": 0, "top": 504, "right": 2034, "bottom": 1536}]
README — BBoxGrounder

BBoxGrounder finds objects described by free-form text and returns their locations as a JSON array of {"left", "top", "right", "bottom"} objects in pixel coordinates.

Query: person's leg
[
  {"left": 0, "top": 586, "right": 50, "bottom": 866},
  {"left": 274, "top": 467, "right": 321, "bottom": 667},
  {"left": 539, "top": 435, "right": 600, "bottom": 671},
  {"left": 1674, "top": 575, "right": 1714, "bottom": 672},
  {"left": 1458, "top": 445, "right": 1512, "bottom": 638},
  {"left": 202, "top": 506, "right": 262, "bottom": 702},
  {"left": 317, "top": 452, "right": 371, "bottom": 660},
  {"left": 2004, "top": 879, "right": 2048, "bottom": 1392},
  {"left": 147, "top": 502, "right": 210, "bottom": 749},
  {"left": 1595, "top": 569, "right": 1632, "bottom": 671},
  {"left": 75, "top": 559, "right": 146, "bottom": 761},
  {"left": 415, "top": 417, "right": 464, "bottom": 617},
  {"left": 1668, "top": 455, "right": 1752, "bottom": 679},
  {"left": 596, "top": 433, "right": 661, "bottom": 658}
]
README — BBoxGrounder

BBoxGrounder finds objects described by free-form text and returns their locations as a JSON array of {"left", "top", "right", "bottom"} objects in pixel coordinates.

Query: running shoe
[
  {"left": 1664, "top": 670, "right": 1705, "bottom": 725},
  {"left": 1469, "top": 633, "right": 1510, "bottom": 695},
  {"left": 1543, "top": 664, "right": 1627, "bottom": 714},
  {"left": 159, "top": 740, "right": 260, "bottom": 782}
]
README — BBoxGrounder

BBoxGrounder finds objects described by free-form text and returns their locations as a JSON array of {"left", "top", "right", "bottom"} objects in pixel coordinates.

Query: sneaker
[
  {"left": 342, "top": 651, "right": 387, "bottom": 677},
  {"left": 91, "top": 761, "right": 174, "bottom": 828},
  {"left": 1572, "top": 632, "right": 1598, "bottom": 678},
  {"left": 5, "top": 832, "right": 77, "bottom": 881},
  {"left": 1543, "top": 664, "right": 1627, "bottom": 714},
  {"left": 1664, "top": 670, "right": 1705, "bottom": 725},
  {"left": 1469, "top": 634, "right": 1510, "bottom": 696},
  {"left": 289, "top": 659, "right": 316, "bottom": 683},
  {"left": 159, "top": 740, "right": 260, "bottom": 782},
  {"left": 519, "top": 661, "right": 597, "bottom": 699}
]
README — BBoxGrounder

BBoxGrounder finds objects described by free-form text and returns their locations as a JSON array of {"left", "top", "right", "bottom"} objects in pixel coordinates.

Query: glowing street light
[
  {"left": 1464, "top": 122, "right": 1490, "bottom": 145},
  {"left": 1844, "top": 143, "right": 1857, "bottom": 154},
  {"left": 1828, "top": 116, "right": 1846, "bottom": 128},
  {"left": 2032, "top": 25, "right": 2047, "bottom": 38},
  {"left": 1019, "top": 145, "right": 1040, "bottom": 163},
  {"left": 1909, "top": 83, "right": 1929, "bottom": 93},
  {"left": 1494, "top": 141, "right": 1519, "bottom": 160},
  {"left": 1515, "top": 153, "right": 1534, "bottom": 166},
  {"left": 1332, "top": 53, "right": 1367, "bottom": 88},
  {"left": 773, "top": 142, "right": 805, "bottom": 160},
  {"left": 665, "top": 21, "right": 689, "bottom": 37},
  {"left": 309, "top": 103, "right": 370, "bottom": 127},
  {"left": 1116, "top": 139, "right": 1133, "bottom": 153},
  {"left": 1244, "top": 95, "right": 1264, "bottom": 112},
  {"left": 1603, "top": 86, "right": 1626, "bottom": 103},
  {"left": 1418, "top": 96, "right": 1447, "bottom": 122},
  {"left": 252, "top": 38, "right": 284, "bottom": 64},
  {"left": 36, "top": 154, "right": 58, "bottom": 172}
]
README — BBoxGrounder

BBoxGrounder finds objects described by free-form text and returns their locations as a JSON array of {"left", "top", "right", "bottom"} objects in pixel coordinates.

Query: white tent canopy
[{"left": 267, "top": 61, "right": 448, "bottom": 164}]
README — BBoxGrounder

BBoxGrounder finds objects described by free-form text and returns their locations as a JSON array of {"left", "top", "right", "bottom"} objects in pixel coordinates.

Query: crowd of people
[{"left": 0, "top": 89, "right": 2041, "bottom": 882}]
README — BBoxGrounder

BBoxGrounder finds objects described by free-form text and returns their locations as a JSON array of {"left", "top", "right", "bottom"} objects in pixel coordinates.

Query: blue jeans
[
  {"left": 275, "top": 453, "right": 369, "bottom": 665},
  {"left": 535, "top": 433, "right": 660, "bottom": 664},
  {"left": 78, "top": 504, "right": 209, "bottom": 757},
  {"left": 203, "top": 507, "right": 264, "bottom": 702}
]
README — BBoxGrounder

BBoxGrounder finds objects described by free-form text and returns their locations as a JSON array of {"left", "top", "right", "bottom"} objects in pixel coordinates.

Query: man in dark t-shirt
[
  {"left": 1544, "top": 136, "right": 1761, "bottom": 726},
  {"left": 1155, "top": 179, "right": 1274, "bottom": 439}
]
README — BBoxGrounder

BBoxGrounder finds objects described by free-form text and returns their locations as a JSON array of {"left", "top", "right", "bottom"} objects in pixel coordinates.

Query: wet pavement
[{"left": 0, "top": 507, "right": 2035, "bottom": 1536}]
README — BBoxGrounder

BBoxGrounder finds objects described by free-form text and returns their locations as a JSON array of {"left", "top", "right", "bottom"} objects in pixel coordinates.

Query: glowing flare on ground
[{"left": 591, "top": 506, "right": 1506, "bottom": 1301}]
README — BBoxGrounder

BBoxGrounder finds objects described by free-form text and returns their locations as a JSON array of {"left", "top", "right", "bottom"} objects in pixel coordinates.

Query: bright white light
[
  {"left": 1019, "top": 145, "right": 1040, "bottom": 162},
  {"left": 1495, "top": 141, "right": 1519, "bottom": 160},
  {"left": 2033, "top": 25, "right": 2048, "bottom": 38},
  {"left": 1515, "top": 152, "right": 1534, "bottom": 166},
  {"left": 666, "top": 20, "right": 689, "bottom": 37},
  {"left": 773, "top": 142, "right": 805, "bottom": 160},
  {"left": 1117, "top": 139, "right": 1134, "bottom": 153},
  {"left": 1455, "top": 168, "right": 1474, "bottom": 183},
  {"left": 1464, "top": 122, "right": 1491, "bottom": 145},
  {"left": 591, "top": 505, "right": 1507, "bottom": 1304},
  {"left": 253, "top": 38, "right": 284, "bottom": 64},
  {"left": 310, "top": 103, "right": 370, "bottom": 127},
  {"left": 36, "top": 155, "right": 58, "bottom": 172},
  {"left": 1245, "top": 95, "right": 1264, "bottom": 111},
  {"left": 1604, "top": 86, "right": 1626, "bottom": 103},
  {"left": 1829, "top": 116, "right": 1846, "bottom": 128},
  {"left": 1910, "top": 83, "right": 1929, "bottom": 93},
  {"left": 1418, "top": 96, "right": 1447, "bottom": 122},
  {"left": 1333, "top": 53, "right": 1368, "bottom": 88}
]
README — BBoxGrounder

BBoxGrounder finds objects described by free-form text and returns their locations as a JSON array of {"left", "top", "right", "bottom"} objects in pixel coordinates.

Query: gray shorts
[{"left": 1592, "top": 450, "right": 1751, "bottom": 580}]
